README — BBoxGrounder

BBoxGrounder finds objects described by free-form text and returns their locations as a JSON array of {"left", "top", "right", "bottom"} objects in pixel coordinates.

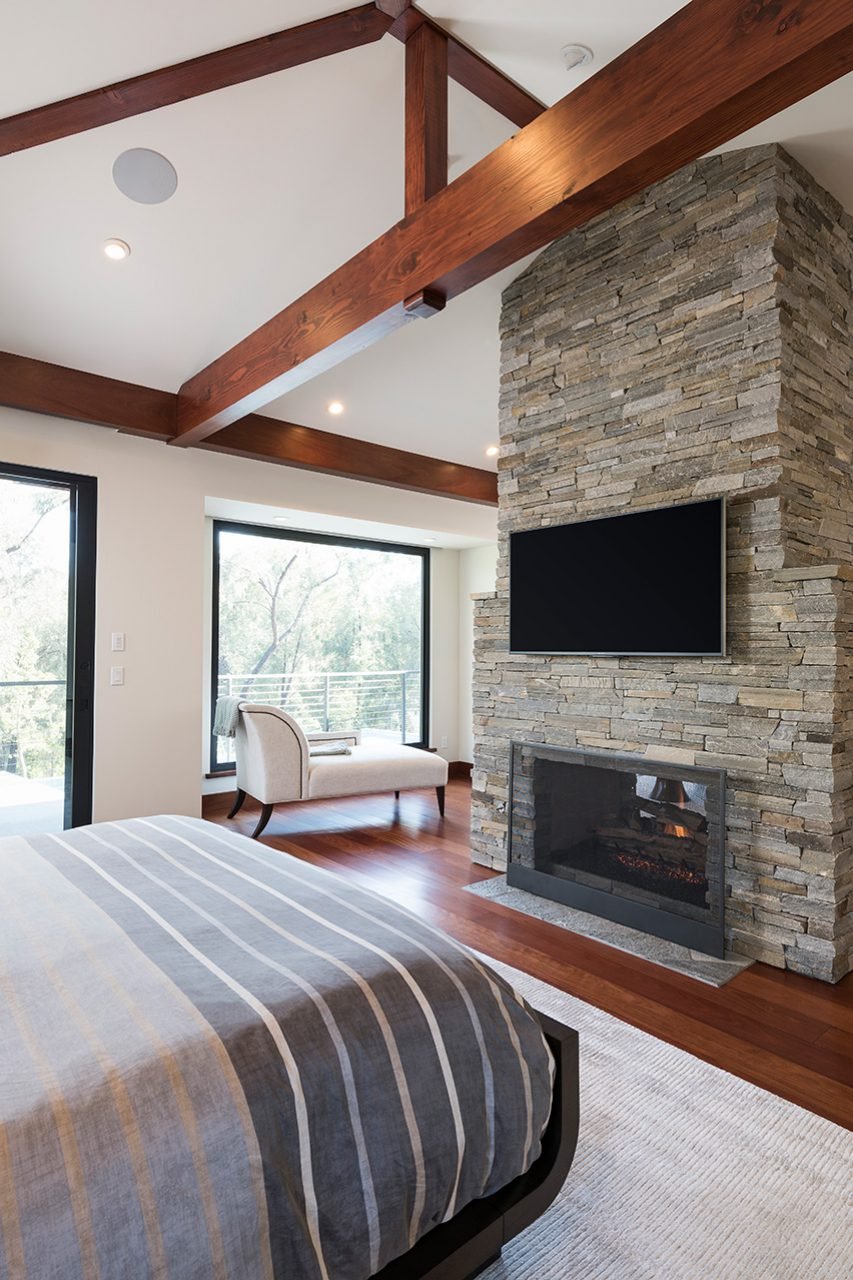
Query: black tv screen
[{"left": 509, "top": 498, "right": 725, "bottom": 656}]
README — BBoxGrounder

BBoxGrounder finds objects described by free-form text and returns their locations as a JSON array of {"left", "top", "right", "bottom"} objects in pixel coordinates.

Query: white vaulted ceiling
[{"left": 1, "top": 2, "right": 851, "bottom": 469}]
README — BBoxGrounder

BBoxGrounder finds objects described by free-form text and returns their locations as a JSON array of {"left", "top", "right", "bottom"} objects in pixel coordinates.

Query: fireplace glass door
[{"left": 507, "top": 743, "right": 725, "bottom": 957}]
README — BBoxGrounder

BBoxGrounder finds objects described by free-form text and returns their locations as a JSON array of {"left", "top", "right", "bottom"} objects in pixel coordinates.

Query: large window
[{"left": 211, "top": 521, "right": 429, "bottom": 770}]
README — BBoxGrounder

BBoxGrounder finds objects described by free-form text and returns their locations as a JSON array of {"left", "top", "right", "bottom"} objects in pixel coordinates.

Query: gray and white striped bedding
[{"left": 0, "top": 816, "right": 554, "bottom": 1279}]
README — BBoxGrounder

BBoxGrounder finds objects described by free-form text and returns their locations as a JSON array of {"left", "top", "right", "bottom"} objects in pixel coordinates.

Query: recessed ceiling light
[
  {"left": 113, "top": 148, "right": 178, "bottom": 204},
  {"left": 485, "top": 445, "right": 499, "bottom": 457},
  {"left": 328, "top": 401, "right": 344, "bottom": 416},
  {"left": 561, "top": 43, "right": 594, "bottom": 71},
  {"left": 103, "top": 238, "right": 131, "bottom": 261}
]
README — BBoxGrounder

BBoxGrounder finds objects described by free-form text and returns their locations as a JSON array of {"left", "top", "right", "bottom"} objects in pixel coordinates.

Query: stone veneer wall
[{"left": 471, "top": 145, "right": 852, "bottom": 982}]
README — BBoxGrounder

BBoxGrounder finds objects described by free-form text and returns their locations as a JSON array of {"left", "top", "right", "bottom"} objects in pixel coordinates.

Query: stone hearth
[{"left": 471, "top": 145, "right": 853, "bottom": 982}]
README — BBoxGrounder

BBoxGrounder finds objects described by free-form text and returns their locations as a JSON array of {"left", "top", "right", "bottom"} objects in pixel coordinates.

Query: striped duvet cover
[{"left": 0, "top": 816, "right": 554, "bottom": 1279}]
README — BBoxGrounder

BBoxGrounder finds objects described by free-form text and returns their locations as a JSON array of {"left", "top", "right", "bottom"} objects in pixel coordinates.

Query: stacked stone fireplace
[{"left": 471, "top": 145, "right": 853, "bottom": 983}]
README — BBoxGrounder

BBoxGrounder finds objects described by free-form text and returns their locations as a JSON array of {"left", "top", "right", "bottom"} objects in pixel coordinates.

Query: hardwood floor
[{"left": 203, "top": 779, "right": 853, "bottom": 1131}]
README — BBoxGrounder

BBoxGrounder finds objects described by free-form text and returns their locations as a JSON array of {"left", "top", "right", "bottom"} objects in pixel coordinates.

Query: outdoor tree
[
  {"left": 216, "top": 530, "right": 423, "bottom": 744},
  {"left": 0, "top": 481, "right": 69, "bottom": 779}
]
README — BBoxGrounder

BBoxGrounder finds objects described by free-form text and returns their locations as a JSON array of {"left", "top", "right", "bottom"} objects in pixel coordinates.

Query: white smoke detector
[{"left": 561, "top": 44, "right": 594, "bottom": 72}]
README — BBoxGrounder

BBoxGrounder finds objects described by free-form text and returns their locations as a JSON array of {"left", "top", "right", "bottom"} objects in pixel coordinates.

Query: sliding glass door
[{"left": 0, "top": 463, "right": 96, "bottom": 834}]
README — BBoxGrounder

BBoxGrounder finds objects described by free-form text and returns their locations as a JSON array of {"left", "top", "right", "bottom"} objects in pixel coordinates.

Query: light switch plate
[
  {"left": 110, "top": 666, "right": 124, "bottom": 686},
  {"left": 111, "top": 632, "right": 125, "bottom": 652}
]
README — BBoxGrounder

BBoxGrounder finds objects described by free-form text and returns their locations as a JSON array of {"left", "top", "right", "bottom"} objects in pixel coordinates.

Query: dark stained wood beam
[
  {"left": 374, "top": 0, "right": 414, "bottom": 18},
  {"left": 390, "top": 13, "right": 545, "bottom": 128},
  {"left": 445, "top": 31, "right": 545, "bottom": 129},
  {"left": 0, "top": 351, "right": 496, "bottom": 505},
  {"left": 405, "top": 21, "right": 448, "bottom": 216},
  {"left": 0, "top": 352, "right": 175, "bottom": 438},
  {"left": 173, "top": 0, "right": 853, "bottom": 445},
  {"left": 197, "top": 415, "right": 497, "bottom": 504},
  {"left": 404, "top": 287, "right": 446, "bottom": 318},
  {"left": 387, "top": 8, "right": 428, "bottom": 43},
  {"left": 0, "top": 5, "right": 392, "bottom": 156}
]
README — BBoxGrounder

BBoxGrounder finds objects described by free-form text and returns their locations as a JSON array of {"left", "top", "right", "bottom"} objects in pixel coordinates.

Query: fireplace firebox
[{"left": 507, "top": 743, "right": 726, "bottom": 958}]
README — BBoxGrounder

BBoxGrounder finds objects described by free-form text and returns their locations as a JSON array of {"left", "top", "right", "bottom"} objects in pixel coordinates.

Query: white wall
[
  {"left": 457, "top": 544, "right": 498, "bottom": 763},
  {"left": 0, "top": 407, "right": 496, "bottom": 818},
  {"left": 430, "top": 550, "right": 460, "bottom": 761}
]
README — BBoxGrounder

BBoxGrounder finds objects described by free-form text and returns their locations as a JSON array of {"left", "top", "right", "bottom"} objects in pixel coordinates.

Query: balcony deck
[{"left": 0, "top": 771, "right": 64, "bottom": 836}]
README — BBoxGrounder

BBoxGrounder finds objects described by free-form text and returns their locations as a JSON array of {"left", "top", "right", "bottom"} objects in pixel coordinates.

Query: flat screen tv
[{"left": 509, "top": 497, "right": 725, "bottom": 656}]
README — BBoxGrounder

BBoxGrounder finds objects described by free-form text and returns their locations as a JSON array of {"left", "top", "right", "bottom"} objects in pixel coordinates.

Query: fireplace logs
[{"left": 592, "top": 789, "right": 708, "bottom": 871}]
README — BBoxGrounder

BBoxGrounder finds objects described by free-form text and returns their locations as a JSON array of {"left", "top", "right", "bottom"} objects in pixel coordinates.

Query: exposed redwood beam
[
  {"left": 387, "top": 9, "right": 427, "bottom": 43},
  {"left": 374, "top": 0, "right": 413, "bottom": 18},
  {"left": 0, "top": 5, "right": 392, "bottom": 156},
  {"left": 445, "top": 31, "right": 545, "bottom": 129},
  {"left": 198, "top": 416, "right": 497, "bottom": 504},
  {"left": 405, "top": 21, "right": 448, "bottom": 216},
  {"left": 0, "top": 352, "right": 175, "bottom": 438},
  {"left": 390, "top": 13, "right": 545, "bottom": 128},
  {"left": 174, "top": 0, "right": 853, "bottom": 445},
  {"left": 404, "top": 287, "right": 446, "bottom": 318},
  {"left": 0, "top": 351, "right": 496, "bottom": 505}
]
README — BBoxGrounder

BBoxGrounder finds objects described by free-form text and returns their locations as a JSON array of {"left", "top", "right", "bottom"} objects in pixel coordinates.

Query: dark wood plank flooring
[{"left": 203, "top": 780, "right": 853, "bottom": 1131}]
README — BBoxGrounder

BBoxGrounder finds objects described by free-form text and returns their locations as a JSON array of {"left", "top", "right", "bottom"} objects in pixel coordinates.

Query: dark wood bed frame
[{"left": 374, "top": 1012, "right": 580, "bottom": 1280}]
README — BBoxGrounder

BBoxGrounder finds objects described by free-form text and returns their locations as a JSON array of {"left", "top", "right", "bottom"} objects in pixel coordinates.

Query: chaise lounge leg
[
  {"left": 227, "top": 788, "right": 246, "bottom": 819},
  {"left": 252, "top": 803, "right": 274, "bottom": 840},
  {"left": 394, "top": 790, "right": 400, "bottom": 800},
  {"left": 436, "top": 785, "right": 445, "bottom": 817}
]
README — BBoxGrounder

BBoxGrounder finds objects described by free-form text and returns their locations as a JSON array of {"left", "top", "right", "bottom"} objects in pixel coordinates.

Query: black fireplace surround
[{"left": 507, "top": 743, "right": 726, "bottom": 958}]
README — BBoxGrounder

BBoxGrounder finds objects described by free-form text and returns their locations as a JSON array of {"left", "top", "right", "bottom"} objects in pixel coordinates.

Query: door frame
[{"left": 0, "top": 461, "right": 97, "bottom": 827}]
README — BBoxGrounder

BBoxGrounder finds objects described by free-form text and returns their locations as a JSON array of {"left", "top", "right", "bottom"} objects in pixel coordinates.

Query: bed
[{"left": 0, "top": 816, "right": 578, "bottom": 1279}]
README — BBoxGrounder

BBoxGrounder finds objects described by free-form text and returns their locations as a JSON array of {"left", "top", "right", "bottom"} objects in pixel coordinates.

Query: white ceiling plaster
[
  {"left": 1, "top": 2, "right": 851, "bottom": 470},
  {"left": 204, "top": 496, "right": 494, "bottom": 550}
]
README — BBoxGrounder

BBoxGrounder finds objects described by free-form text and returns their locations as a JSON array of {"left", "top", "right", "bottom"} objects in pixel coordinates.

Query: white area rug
[{"left": 478, "top": 956, "right": 852, "bottom": 1280}]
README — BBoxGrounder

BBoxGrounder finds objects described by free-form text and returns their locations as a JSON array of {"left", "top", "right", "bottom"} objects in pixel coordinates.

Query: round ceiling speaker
[{"left": 112, "top": 148, "right": 178, "bottom": 204}]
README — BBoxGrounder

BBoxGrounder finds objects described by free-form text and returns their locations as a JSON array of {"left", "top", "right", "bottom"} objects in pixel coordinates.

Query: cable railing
[
  {"left": 0, "top": 678, "right": 67, "bottom": 779},
  {"left": 216, "top": 668, "right": 422, "bottom": 742}
]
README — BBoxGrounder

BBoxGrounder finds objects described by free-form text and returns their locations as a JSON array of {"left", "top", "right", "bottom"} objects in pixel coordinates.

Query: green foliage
[
  {"left": 0, "top": 481, "right": 70, "bottom": 779},
  {"left": 216, "top": 530, "right": 424, "bottom": 741}
]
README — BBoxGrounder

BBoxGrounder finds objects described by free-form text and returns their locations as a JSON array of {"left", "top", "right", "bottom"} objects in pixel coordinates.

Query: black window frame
[
  {"left": 0, "top": 460, "right": 97, "bottom": 828},
  {"left": 210, "top": 519, "right": 430, "bottom": 773}
]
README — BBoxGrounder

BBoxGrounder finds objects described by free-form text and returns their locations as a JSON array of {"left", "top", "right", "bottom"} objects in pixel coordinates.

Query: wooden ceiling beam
[
  {"left": 0, "top": 352, "right": 176, "bottom": 438},
  {"left": 374, "top": 1, "right": 414, "bottom": 18},
  {"left": 444, "top": 30, "right": 545, "bottom": 129},
  {"left": 389, "top": 12, "right": 545, "bottom": 128},
  {"left": 0, "top": 351, "right": 496, "bottom": 505},
  {"left": 173, "top": 0, "right": 853, "bottom": 446},
  {"left": 405, "top": 21, "right": 448, "bottom": 216},
  {"left": 0, "top": 0, "right": 543, "bottom": 156},
  {"left": 198, "top": 415, "right": 497, "bottom": 504},
  {"left": 0, "top": 5, "right": 393, "bottom": 156}
]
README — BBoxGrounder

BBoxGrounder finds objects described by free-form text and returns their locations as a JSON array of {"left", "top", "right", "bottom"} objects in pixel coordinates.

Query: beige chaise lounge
[{"left": 228, "top": 703, "right": 449, "bottom": 838}]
